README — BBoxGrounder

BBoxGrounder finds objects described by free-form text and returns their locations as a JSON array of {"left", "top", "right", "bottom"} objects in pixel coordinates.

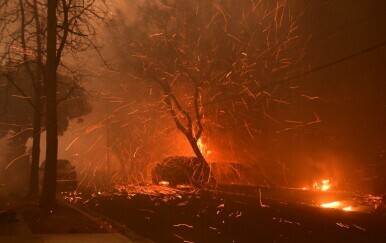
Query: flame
[
  {"left": 158, "top": 181, "right": 170, "bottom": 187},
  {"left": 313, "top": 179, "right": 331, "bottom": 191},
  {"left": 320, "top": 201, "right": 354, "bottom": 211},
  {"left": 342, "top": 206, "right": 352, "bottom": 211},
  {"left": 321, "top": 201, "right": 340, "bottom": 208},
  {"left": 197, "top": 138, "right": 212, "bottom": 157},
  {"left": 321, "top": 179, "right": 331, "bottom": 191},
  {"left": 197, "top": 138, "right": 205, "bottom": 154}
]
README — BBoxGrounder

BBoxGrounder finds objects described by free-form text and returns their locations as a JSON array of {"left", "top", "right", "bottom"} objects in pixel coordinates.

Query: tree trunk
[
  {"left": 29, "top": 89, "right": 42, "bottom": 196},
  {"left": 187, "top": 136, "right": 212, "bottom": 185},
  {"left": 188, "top": 137, "right": 206, "bottom": 163},
  {"left": 40, "top": 0, "right": 58, "bottom": 209},
  {"left": 29, "top": 0, "right": 44, "bottom": 197}
]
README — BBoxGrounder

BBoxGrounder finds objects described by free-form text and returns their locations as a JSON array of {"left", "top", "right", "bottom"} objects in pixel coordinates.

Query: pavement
[
  {"left": 0, "top": 184, "right": 34, "bottom": 243},
  {"left": 0, "top": 184, "right": 148, "bottom": 243}
]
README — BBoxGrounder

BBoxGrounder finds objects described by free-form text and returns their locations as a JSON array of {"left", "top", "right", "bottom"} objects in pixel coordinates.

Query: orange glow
[
  {"left": 197, "top": 138, "right": 205, "bottom": 154},
  {"left": 197, "top": 138, "right": 212, "bottom": 157},
  {"left": 158, "top": 181, "right": 170, "bottom": 187},
  {"left": 321, "top": 201, "right": 340, "bottom": 208},
  {"left": 313, "top": 179, "right": 331, "bottom": 191},
  {"left": 320, "top": 201, "right": 354, "bottom": 211}
]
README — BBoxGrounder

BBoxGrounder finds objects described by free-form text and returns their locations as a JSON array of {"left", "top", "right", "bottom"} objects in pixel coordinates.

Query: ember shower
[
  {"left": 1, "top": 0, "right": 385, "bottom": 193},
  {"left": 0, "top": 0, "right": 385, "bottom": 242}
]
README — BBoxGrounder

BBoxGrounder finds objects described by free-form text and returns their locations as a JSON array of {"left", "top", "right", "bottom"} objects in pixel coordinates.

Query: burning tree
[{"left": 114, "top": 0, "right": 305, "bottom": 172}]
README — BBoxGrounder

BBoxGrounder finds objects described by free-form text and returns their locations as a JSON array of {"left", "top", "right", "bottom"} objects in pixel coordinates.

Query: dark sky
[
  {"left": 94, "top": 0, "right": 386, "bottom": 189},
  {"left": 263, "top": 0, "right": 386, "bottom": 188},
  {"left": 299, "top": 0, "right": 386, "bottom": 156}
]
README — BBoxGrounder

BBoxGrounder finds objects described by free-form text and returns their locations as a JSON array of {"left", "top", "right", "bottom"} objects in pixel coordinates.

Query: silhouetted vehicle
[
  {"left": 39, "top": 159, "right": 78, "bottom": 191},
  {"left": 152, "top": 156, "right": 213, "bottom": 187}
]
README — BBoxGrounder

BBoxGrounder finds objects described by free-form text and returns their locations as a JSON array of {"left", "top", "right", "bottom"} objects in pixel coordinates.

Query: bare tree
[
  {"left": 1, "top": 0, "right": 107, "bottom": 207},
  {"left": 118, "top": 0, "right": 304, "bottom": 172},
  {"left": 40, "top": 0, "right": 58, "bottom": 208},
  {"left": 41, "top": 0, "right": 108, "bottom": 208}
]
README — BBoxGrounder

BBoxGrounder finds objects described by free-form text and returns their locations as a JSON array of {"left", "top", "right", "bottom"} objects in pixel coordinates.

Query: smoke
[
  {"left": 109, "top": 0, "right": 145, "bottom": 27},
  {"left": 8, "top": 0, "right": 383, "bottom": 192}
]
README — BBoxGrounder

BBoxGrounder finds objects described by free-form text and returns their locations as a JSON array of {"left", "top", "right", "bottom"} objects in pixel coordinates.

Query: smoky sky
[{"left": 6, "top": 0, "right": 385, "bottom": 190}]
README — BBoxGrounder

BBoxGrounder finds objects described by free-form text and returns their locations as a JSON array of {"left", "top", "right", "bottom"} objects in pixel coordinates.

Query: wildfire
[
  {"left": 320, "top": 201, "right": 354, "bottom": 212},
  {"left": 159, "top": 181, "right": 170, "bottom": 187},
  {"left": 197, "top": 138, "right": 212, "bottom": 157},
  {"left": 313, "top": 179, "right": 331, "bottom": 191},
  {"left": 321, "top": 201, "right": 340, "bottom": 208},
  {"left": 342, "top": 206, "right": 352, "bottom": 211}
]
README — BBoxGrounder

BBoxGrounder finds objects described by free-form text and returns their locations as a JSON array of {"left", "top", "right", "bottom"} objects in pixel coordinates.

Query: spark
[
  {"left": 210, "top": 92, "right": 222, "bottom": 101},
  {"left": 66, "top": 136, "right": 80, "bottom": 151},
  {"left": 177, "top": 201, "right": 188, "bottom": 206},
  {"left": 336, "top": 222, "right": 350, "bottom": 229},
  {"left": 352, "top": 224, "right": 366, "bottom": 231},
  {"left": 173, "top": 224, "right": 194, "bottom": 229},
  {"left": 127, "top": 109, "right": 138, "bottom": 115},
  {"left": 243, "top": 120, "right": 254, "bottom": 139},
  {"left": 301, "top": 94, "right": 319, "bottom": 100},
  {"left": 227, "top": 33, "right": 242, "bottom": 43},
  {"left": 148, "top": 33, "right": 164, "bottom": 37},
  {"left": 11, "top": 94, "right": 31, "bottom": 99},
  {"left": 285, "top": 120, "right": 303, "bottom": 124},
  {"left": 85, "top": 124, "right": 104, "bottom": 134},
  {"left": 8, "top": 128, "right": 33, "bottom": 139},
  {"left": 5, "top": 153, "right": 29, "bottom": 170},
  {"left": 86, "top": 135, "right": 103, "bottom": 153}
]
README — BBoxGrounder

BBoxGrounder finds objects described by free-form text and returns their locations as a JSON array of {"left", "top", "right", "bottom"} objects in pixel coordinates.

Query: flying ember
[{"left": 0, "top": 0, "right": 384, "bottom": 242}]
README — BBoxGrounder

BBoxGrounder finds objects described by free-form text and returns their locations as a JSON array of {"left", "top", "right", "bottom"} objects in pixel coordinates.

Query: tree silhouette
[
  {"left": 114, "top": 0, "right": 305, "bottom": 178},
  {"left": 1, "top": 0, "right": 107, "bottom": 207}
]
